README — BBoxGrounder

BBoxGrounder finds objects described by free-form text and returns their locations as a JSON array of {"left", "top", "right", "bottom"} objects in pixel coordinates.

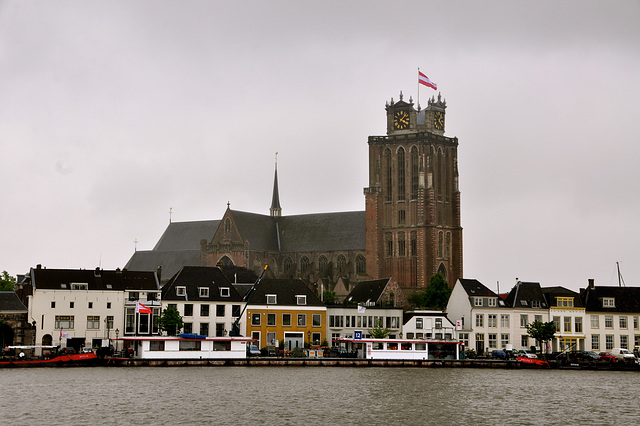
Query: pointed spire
[{"left": 270, "top": 152, "right": 282, "bottom": 217}]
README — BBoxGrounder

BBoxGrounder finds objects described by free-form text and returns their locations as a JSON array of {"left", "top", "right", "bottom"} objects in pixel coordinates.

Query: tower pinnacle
[{"left": 270, "top": 152, "right": 282, "bottom": 217}]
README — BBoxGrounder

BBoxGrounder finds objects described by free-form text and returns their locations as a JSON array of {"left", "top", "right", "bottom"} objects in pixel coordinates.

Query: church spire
[{"left": 270, "top": 152, "right": 282, "bottom": 217}]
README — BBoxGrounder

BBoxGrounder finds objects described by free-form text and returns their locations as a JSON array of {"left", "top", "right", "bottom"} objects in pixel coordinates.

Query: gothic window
[
  {"left": 356, "top": 255, "right": 366, "bottom": 275},
  {"left": 398, "top": 209, "right": 406, "bottom": 226},
  {"left": 224, "top": 218, "right": 231, "bottom": 233},
  {"left": 318, "top": 255, "right": 328, "bottom": 273},
  {"left": 337, "top": 255, "right": 346, "bottom": 274},
  {"left": 300, "top": 256, "right": 310, "bottom": 273},
  {"left": 284, "top": 257, "right": 293, "bottom": 274},
  {"left": 410, "top": 146, "right": 419, "bottom": 199},
  {"left": 410, "top": 231, "right": 417, "bottom": 257},
  {"left": 398, "top": 232, "right": 406, "bottom": 257},
  {"left": 385, "top": 233, "right": 393, "bottom": 257},
  {"left": 445, "top": 232, "right": 451, "bottom": 259},
  {"left": 397, "top": 147, "right": 405, "bottom": 201},
  {"left": 437, "top": 263, "right": 447, "bottom": 281},
  {"left": 384, "top": 148, "right": 392, "bottom": 202},
  {"left": 219, "top": 256, "right": 234, "bottom": 267},
  {"left": 438, "top": 231, "right": 444, "bottom": 258}
]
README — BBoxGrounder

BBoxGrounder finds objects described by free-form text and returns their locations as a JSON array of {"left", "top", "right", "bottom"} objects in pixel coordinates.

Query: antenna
[
  {"left": 134, "top": 238, "right": 138, "bottom": 252},
  {"left": 169, "top": 207, "right": 173, "bottom": 223},
  {"left": 617, "top": 262, "right": 626, "bottom": 287}
]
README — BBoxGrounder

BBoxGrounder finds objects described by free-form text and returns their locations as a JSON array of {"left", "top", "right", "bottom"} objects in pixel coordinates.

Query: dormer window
[
  {"left": 176, "top": 287, "right": 186, "bottom": 297},
  {"left": 602, "top": 298, "right": 615, "bottom": 308},
  {"left": 266, "top": 294, "right": 277, "bottom": 304},
  {"left": 531, "top": 300, "right": 541, "bottom": 308},
  {"left": 474, "top": 298, "right": 483, "bottom": 307},
  {"left": 520, "top": 300, "right": 528, "bottom": 306},
  {"left": 488, "top": 298, "right": 497, "bottom": 307},
  {"left": 296, "top": 295, "right": 307, "bottom": 305},
  {"left": 219, "top": 287, "right": 230, "bottom": 297},
  {"left": 556, "top": 297, "right": 573, "bottom": 307},
  {"left": 71, "top": 283, "right": 88, "bottom": 290},
  {"left": 199, "top": 287, "right": 209, "bottom": 298}
]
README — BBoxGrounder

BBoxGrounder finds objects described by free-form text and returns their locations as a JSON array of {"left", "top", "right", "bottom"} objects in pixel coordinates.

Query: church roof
[
  {"left": 153, "top": 220, "right": 220, "bottom": 250},
  {"left": 229, "top": 210, "right": 280, "bottom": 251},
  {"left": 125, "top": 250, "right": 201, "bottom": 283},
  {"left": 278, "top": 211, "right": 365, "bottom": 252}
]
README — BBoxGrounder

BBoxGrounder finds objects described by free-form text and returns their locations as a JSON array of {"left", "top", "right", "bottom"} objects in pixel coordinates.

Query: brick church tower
[{"left": 364, "top": 91, "right": 462, "bottom": 289}]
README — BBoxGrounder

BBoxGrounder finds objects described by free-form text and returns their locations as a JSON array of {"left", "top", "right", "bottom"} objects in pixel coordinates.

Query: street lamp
[
  {"left": 307, "top": 330, "right": 311, "bottom": 347},
  {"left": 115, "top": 328, "right": 119, "bottom": 354}
]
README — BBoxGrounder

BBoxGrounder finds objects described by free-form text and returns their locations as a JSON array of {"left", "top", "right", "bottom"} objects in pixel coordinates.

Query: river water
[{"left": 1, "top": 367, "right": 638, "bottom": 425}]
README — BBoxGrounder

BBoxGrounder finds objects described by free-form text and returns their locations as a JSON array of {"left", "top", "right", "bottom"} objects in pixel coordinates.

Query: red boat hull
[{"left": 0, "top": 352, "right": 99, "bottom": 367}]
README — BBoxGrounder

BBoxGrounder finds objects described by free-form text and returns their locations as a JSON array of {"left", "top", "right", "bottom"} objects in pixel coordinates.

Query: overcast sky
[{"left": 2, "top": 1, "right": 639, "bottom": 292}]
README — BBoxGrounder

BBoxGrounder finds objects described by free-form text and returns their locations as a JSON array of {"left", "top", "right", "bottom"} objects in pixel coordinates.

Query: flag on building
[
  {"left": 357, "top": 305, "right": 366, "bottom": 314},
  {"left": 418, "top": 70, "right": 437, "bottom": 90},
  {"left": 136, "top": 301, "right": 153, "bottom": 314},
  {"left": 60, "top": 330, "right": 71, "bottom": 339}
]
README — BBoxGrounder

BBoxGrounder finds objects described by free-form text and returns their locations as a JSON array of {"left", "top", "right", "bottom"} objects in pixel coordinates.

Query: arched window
[
  {"left": 410, "top": 231, "right": 417, "bottom": 257},
  {"left": 356, "top": 255, "right": 366, "bottom": 275},
  {"left": 300, "top": 256, "right": 310, "bottom": 273},
  {"left": 437, "top": 263, "right": 448, "bottom": 281},
  {"left": 410, "top": 146, "right": 419, "bottom": 199},
  {"left": 385, "top": 233, "right": 393, "bottom": 257},
  {"left": 337, "top": 255, "right": 346, "bottom": 273},
  {"left": 224, "top": 218, "right": 231, "bottom": 233},
  {"left": 397, "top": 147, "right": 405, "bottom": 201},
  {"left": 42, "top": 334, "right": 53, "bottom": 346},
  {"left": 284, "top": 257, "right": 293, "bottom": 273},
  {"left": 445, "top": 232, "right": 451, "bottom": 259},
  {"left": 219, "top": 256, "right": 234, "bottom": 267},
  {"left": 318, "top": 255, "right": 328, "bottom": 272},
  {"left": 398, "top": 232, "right": 406, "bottom": 257},
  {"left": 384, "top": 148, "right": 392, "bottom": 201},
  {"left": 438, "top": 231, "right": 444, "bottom": 258}
]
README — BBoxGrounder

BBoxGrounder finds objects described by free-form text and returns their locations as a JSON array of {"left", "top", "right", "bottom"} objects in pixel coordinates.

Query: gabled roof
[
  {"left": 345, "top": 279, "right": 390, "bottom": 305},
  {"left": 125, "top": 249, "right": 201, "bottom": 282},
  {"left": 30, "top": 267, "right": 159, "bottom": 291},
  {"left": 581, "top": 286, "right": 640, "bottom": 313},
  {"left": 248, "top": 279, "right": 324, "bottom": 307},
  {"left": 227, "top": 210, "right": 279, "bottom": 251},
  {"left": 154, "top": 220, "right": 220, "bottom": 250},
  {"left": 0, "top": 291, "right": 27, "bottom": 312},
  {"left": 541, "top": 286, "right": 583, "bottom": 307},
  {"left": 278, "top": 211, "right": 365, "bottom": 252},
  {"left": 458, "top": 278, "right": 497, "bottom": 298},
  {"left": 504, "top": 281, "right": 547, "bottom": 309},
  {"left": 161, "top": 266, "right": 243, "bottom": 302}
]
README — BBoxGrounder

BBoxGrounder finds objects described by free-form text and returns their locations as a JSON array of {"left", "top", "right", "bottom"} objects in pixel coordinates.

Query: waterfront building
[
  {"left": 126, "top": 91, "right": 463, "bottom": 293},
  {"left": 160, "top": 266, "right": 245, "bottom": 338},
  {"left": 502, "top": 281, "right": 550, "bottom": 352},
  {"left": 23, "top": 265, "right": 160, "bottom": 355},
  {"left": 580, "top": 279, "right": 640, "bottom": 352},
  {"left": 242, "top": 278, "right": 326, "bottom": 351},
  {"left": 0, "top": 291, "right": 33, "bottom": 349},
  {"left": 542, "top": 286, "right": 586, "bottom": 352},
  {"left": 402, "top": 310, "right": 457, "bottom": 341}
]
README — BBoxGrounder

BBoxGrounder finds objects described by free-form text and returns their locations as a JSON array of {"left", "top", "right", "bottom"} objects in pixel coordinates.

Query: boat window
[
  {"left": 213, "top": 341, "right": 231, "bottom": 351},
  {"left": 415, "top": 343, "right": 427, "bottom": 351},
  {"left": 179, "top": 340, "right": 201, "bottom": 351},
  {"left": 401, "top": 343, "right": 412, "bottom": 350},
  {"left": 150, "top": 341, "right": 165, "bottom": 351},
  {"left": 371, "top": 342, "right": 384, "bottom": 350},
  {"left": 387, "top": 342, "right": 398, "bottom": 350}
]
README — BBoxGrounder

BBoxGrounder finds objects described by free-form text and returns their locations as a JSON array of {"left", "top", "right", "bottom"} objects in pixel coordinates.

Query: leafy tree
[
  {"left": 526, "top": 320, "right": 556, "bottom": 355},
  {"left": 407, "top": 274, "right": 451, "bottom": 310},
  {"left": 0, "top": 271, "right": 16, "bottom": 291},
  {"left": 368, "top": 318, "right": 391, "bottom": 338},
  {"left": 156, "top": 306, "right": 184, "bottom": 336},
  {"left": 322, "top": 290, "right": 337, "bottom": 305}
]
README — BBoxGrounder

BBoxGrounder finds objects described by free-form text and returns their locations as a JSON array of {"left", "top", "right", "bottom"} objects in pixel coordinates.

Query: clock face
[
  {"left": 434, "top": 111, "right": 444, "bottom": 130},
  {"left": 393, "top": 110, "right": 410, "bottom": 130}
]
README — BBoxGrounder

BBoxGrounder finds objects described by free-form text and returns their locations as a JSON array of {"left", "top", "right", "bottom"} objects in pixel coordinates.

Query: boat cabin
[
  {"left": 117, "top": 336, "right": 255, "bottom": 359},
  {"left": 335, "top": 338, "right": 462, "bottom": 360}
]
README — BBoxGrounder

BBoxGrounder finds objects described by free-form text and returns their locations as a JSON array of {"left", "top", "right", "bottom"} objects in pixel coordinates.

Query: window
[
  {"left": 337, "top": 256, "right": 346, "bottom": 274},
  {"left": 591, "top": 315, "right": 599, "bottom": 329},
  {"left": 488, "top": 334, "right": 497, "bottom": 348},
  {"left": 605, "top": 315, "right": 613, "bottom": 329},
  {"left": 176, "top": 287, "right": 186, "bottom": 297},
  {"left": 220, "top": 287, "right": 230, "bottom": 297},
  {"left": 620, "top": 316, "right": 628, "bottom": 329},
  {"left": 296, "top": 295, "right": 307, "bottom": 306},
  {"left": 410, "top": 232, "right": 417, "bottom": 257},
  {"left": 501, "top": 334, "right": 510, "bottom": 348},
  {"left": 297, "top": 314, "right": 306, "bottom": 327},
  {"left": 70, "top": 302, "right": 74, "bottom": 309},
  {"left": 300, "top": 256, "right": 310, "bottom": 273},
  {"left": 553, "top": 316, "right": 560, "bottom": 332},
  {"left": 267, "top": 313, "right": 276, "bottom": 326},
  {"left": 266, "top": 332, "right": 276, "bottom": 346},
  {"left": 398, "top": 232, "right": 406, "bottom": 256},
  {"left": 520, "top": 315, "right": 528, "bottom": 327},
  {"left": 602, "top": 298, "right": 615, "bottom": 308},
  {"left": 487, "top": 315, "right": 497, "bottom": 328},
  {"left": 125, "top": 308, "right": 135, "bottom": 333},
  {"left": 397, "top": 147, "right": 405, "bottom": 201},
  {"left": 267, "top": 294, "right": 277, "bottom": 305},
  {"left": 55, "top": 315, "right": 74, "bottom": 329},
  {"left": 575, "top": 317, "right": 583, "bottom": 333},
  {"left": 488, "top": 298, "right": 497, "bottom": 307},
  {"left": 410, "top": 146, "right": 419, "bottom": 199},
  {"left": 199, "top": 287, "right": 209, "bottom": 298},
  {"left": 312, "top": 333, "right": 321, "bottom": 345},
  {"left": 591, "top": 334, "right": 599, "bottom": 350},
  {"left": 184, "top": 304, "right": 193, "bottom": 316},
  {"left": 501, "top": 314, "right": 510, "bottom": 328},
  {"left": 183, "top": 322, "right": 192, "bottom": 334},
  {"left": 556, "top": 297, "right": 574, "bottom": 307},
  {"left": 387, "top": 342, "right": 399, "bottom": 350},
  {"left": 475, "top": 314, "right": 484, "bottom": 327},
  {"left": 535, "top": 315, "right": 542, "bottom": 323},
  {"left": 398, "top": 209, "right": 406, "bottom": 226},
  {"left": 232, "top": 305, "right": 241, "bottom": 317},
  {"left": 106, "top": 316, "right": 113, "bottom": 330},
  {"left": 385, "top": 233, "right": 393, "bottom": 257},
  {"left": 150, "top": 341, "right": 165, "bottom": 351},
  {"left": 282, "top": 313, "right": 291, "bottom": 327},
  {"left": 147, "top": 292, "right": 157, "bottom": 301},
  {"left": 107, "top": 302, "right": 111, "bottom": 309},
  {"left": 564, "top": 317, "right": 571, "bottom": 333},
  {"left": 634, "top": 316, "right": 639, "bottom": 330},
  {"left": 319, "top": 256, "right": 328, "bottom": 272},
  {"left": 416, "top": 318, "right": 423, "bottom": 329},
  {"left": 521, "top": 335, "right": 528, "bottom": 348},
  {"left": 200, "top": 323, "right": 209, "bottom": 336},
  {"left": 474, "top": 298, "right": 483, "bottom": 307},
  {"left": 531, "top": 300, "right": 541, "bottom": 308},
  {"left": 200, "top": 304, "right": 210, "bottom": 317},
  {"left": 251, "top": 313, "right": 261, "bottom": 326},
  {"left": 216, "top": 304, "right": 225, "bottom": 317},
  {"left": 215, "top": 323, "right": 225, "bottom": 337},
  {"left": 435, "top": 318, "right": 442, "bottom": 329},
  {"left": 87, "top": 316, "right": 100, "bottom": 329},
  {"left": 224, "top": 217, "right": 231, "bottom": 233},
  {"left": 356, "top": 255, "right": 366, "bottom": 274},
  {"left": 605, "top": 335, "right": 614, "bottom": 350},
  {"left": 313, "top": 314, "right": 321, "bottom": 327},
  {"left": 179, "top": 340, "right": 201, "bottom": 351},
  {"left": 88, "top": 302, "right": 93, "bottom": 309},
  {"left": 51, "top": 301, "right": 55, "bottom": 308},
  {"left": 620, "top": 335, "right": 628, "bottom": 349}
]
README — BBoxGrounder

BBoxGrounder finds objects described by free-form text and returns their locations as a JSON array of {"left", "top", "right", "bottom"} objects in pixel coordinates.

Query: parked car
[
  {"left": 246, "top": 345, "right": 261, "bottom": 357},
  {"left": 261, "top": 346, "right": 277, "bottom": 357},
  {"left": 491, "top": 349, "right": 507, "bottom": 359},
  {"left": 557, "top": 351, "right": 600, "bottom": 363},
  {"left": 58, "top": 347, "right": 76, "bottom": 355},
  {"left": 598, "top": 352, "right": 617, "bottom": 363},
  {"left": 515, "top": 350, "right": 538, "bottom": 359},
  {"left": 610, "top": 348, "right": 636, "bottom": 362}
]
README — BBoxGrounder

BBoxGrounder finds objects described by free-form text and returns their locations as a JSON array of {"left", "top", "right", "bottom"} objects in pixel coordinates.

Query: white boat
[
  {"left": 116, "top": 336, "right": 255, "bottom": 360},
  {"left": 335, "top": 337, "right": 462, "bottom": 360}
]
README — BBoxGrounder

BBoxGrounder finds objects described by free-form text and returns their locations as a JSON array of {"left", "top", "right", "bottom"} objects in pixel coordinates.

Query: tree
[
  {"left": 322, "top": 290, "right": 337, "bottom": 305},
  {"left": 526, "top": 320, "right": 556, "bottom": 355},
  {"left": 156, "top": 306, "right": 184, "bottom": 336},
  {"left": 368, "top": 318, "right": 391, "bottom": 338},
  {"left": 407, "top": 274, "right": 451, "bottom": 310},
  {"left": 0, "top": 271, "right": 16, "bottom": 291}
]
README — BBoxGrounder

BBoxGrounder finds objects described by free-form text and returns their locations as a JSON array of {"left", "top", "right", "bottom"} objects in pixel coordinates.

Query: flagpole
[{"left": 417, "top": 67, "right": 420, "bottom": 111}]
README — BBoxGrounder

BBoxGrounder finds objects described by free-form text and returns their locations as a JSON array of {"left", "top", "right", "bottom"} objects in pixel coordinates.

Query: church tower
[
  {"left": 364, "top": 91, "right": 462, "bottom": 289},
  {"left": 270, "top": 154, "right": 282, "bottom": 217}
]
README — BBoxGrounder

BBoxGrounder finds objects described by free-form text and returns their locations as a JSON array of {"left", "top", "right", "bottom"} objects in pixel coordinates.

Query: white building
[
  {"left": 402, "top": 310, "right": 457, "bottom": 341},
  {"left": 25, "top": 265, "right": 160, "bottom": 354}
]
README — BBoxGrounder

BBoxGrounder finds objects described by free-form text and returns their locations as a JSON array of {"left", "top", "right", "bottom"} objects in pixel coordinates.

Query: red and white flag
[
  {"left": 418, "top": 70, "right": 437, "bottom": 90},
  {"left": 60, "top": 330, "right": 71, "bottom": 339},
  {"left": 136, "top": 301, "right": 153, "bottom": 314}
]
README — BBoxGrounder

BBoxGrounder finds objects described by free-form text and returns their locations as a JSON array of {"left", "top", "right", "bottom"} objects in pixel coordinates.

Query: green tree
[
  {"left": 526, "top": 320, "right": 556, "bottom": 355},
  {"left": 156, "top": 306, "right": 184, "bottom": 336},
  {"left": 407, "top": 274, "right": 451, "bottom": 310},
  {"left": 322, "top": 290, "right": 337, "bottom": 305},
  {"left": 368, "top": 318, "right": 391, "bottom": 338},
  {"left": 0, "top": 271, "right": 16, "bottom": 291}
]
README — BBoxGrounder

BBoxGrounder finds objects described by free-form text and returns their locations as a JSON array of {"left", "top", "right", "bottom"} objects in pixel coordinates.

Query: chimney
[
  {"left": 588, "top": 278, "right": 594, "bottom": 289},
  {"left": 156, "top": 266, "right": 162, "bottom": 283}
]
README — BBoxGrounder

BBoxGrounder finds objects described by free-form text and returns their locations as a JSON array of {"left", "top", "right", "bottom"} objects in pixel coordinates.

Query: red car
[{"left": 598, "top": 352, "right": 617, "bottom": 363}]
